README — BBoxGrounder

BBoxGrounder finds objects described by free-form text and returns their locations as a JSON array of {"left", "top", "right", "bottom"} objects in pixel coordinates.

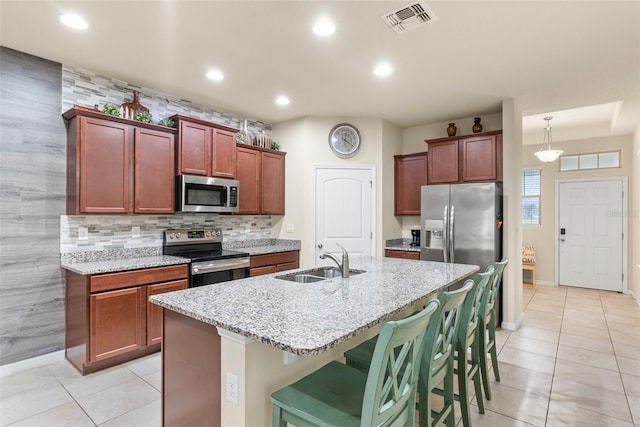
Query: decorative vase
[
  {"left": 446, "top": 123, "right": 457, "bottom": 137},
  {"left": 472, "top": 117, "right": 483, "bottom": 133}
]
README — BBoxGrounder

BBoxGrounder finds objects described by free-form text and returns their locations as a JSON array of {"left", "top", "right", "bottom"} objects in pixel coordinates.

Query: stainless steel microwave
[{"left": 176, "top": 175, "right": 239, "bottom": 213}]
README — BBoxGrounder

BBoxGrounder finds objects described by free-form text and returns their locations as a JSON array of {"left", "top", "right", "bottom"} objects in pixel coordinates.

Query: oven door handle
[{"left": 192, "top": 258, "right": 250, "bottom": 274}]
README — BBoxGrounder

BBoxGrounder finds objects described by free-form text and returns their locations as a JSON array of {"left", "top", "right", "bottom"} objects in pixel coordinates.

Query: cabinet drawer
[
  {"left": 276, "top": 261, "right": 299, "bottom": 272},
  {"left": 250, "top": 265, "right": 278, "bottom": 277},
  {"left": 91, "top": 264, "right": 188, "bottom": 293},
  {"left": 385, "top": 250, "right": 420, "bottom": 260},
  {"left": 250, "top": 251, "right": 299, "bottom": 268}
]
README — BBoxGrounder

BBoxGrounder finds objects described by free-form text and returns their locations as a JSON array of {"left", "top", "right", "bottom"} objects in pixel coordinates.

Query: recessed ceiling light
[
  {"left": 275, "top": 96, "right": 290, "bottom": 106},
  {"left": 59, "top": 13, "right": 88, "bottom": 30},
  {"left": 313, "top": 19, "right": 335, "bottom": 36},
  {"left": 206, "top": 70, "right": 224, "bottom": 81},
  {"left": 373, "top": 63, "right": 393, "bottom": 78}
]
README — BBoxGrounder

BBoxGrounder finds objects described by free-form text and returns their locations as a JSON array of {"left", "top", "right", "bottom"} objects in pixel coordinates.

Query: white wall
[
  {"left": 272, "top": 117, "right": 399, "bottom": 266},
  {"left": 632, "top": 126, "right": 640, "bottom": 301},
  {"left": 522, "top": 134, "right": 634, "bottom": 289}
]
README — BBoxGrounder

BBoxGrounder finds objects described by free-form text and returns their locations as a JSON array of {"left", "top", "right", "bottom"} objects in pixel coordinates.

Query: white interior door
[
  {"left": 558, "top": 179, "right": 623, "bottom": 291},
  {"left": 314, "top": 166, "right": 374, "bottom": 264}
]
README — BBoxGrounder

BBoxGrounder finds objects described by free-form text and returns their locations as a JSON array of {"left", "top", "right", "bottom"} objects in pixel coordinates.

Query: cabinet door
[
  {"left": 90, "top": 287, "right": 143, "bottom": 361},
  {"left": 146, "top": 279, "right": 188, "bottom": 346},
  {"left": 261, "top": 152, "right": 285, "bottom": 215},
  {"left": 394, "top": 153, "right": 428, "bottom": 215},
  {"left": 211, "top": 129, "right": 237, "bottom": 178},
  {"left": 236, "top": 147, "right": 261, "bottom": 214},
  {"left": 461, "top": 135, "right": 497, "bottom": 182},
  {"left": 79, "top": 117, "right": 130, "bottom": 213},
  {"left": 134, "top": 128, "right": 175, "bottom": 214},
  {"left": 427, "top": 140, "right": 459, "bottom": 184},
  {"left": 177, "top": 121, "right": 210, "bottom": 176}
]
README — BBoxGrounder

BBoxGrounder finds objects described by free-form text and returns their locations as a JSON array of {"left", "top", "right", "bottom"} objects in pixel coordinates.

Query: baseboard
[
  {"left": 501, "top": 311, "right": 524, "bottom": 331},
  {"left": 0, "top": 350, "right": 65, "bottom": 377}
]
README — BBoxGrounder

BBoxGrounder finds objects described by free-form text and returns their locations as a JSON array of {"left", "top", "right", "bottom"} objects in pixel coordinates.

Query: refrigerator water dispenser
[{"left": 423, "top": 220, "right": 444, "bottom": 249}]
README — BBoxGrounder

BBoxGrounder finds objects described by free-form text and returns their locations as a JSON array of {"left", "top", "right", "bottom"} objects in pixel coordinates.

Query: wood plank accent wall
[{"left": 0, "top": 47, "right": 67, "bottom": 365}]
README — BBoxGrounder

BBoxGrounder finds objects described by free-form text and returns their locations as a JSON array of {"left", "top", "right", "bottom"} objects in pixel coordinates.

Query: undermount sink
[{"left": 276, "top": 267, "right": 366, "bottom": 282}]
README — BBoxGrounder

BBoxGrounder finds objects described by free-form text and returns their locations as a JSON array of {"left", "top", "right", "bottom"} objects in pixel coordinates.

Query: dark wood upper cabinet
[
  {"left": 134, "top": 128, "right": 175, "bottom": 214},
  {"left": 172, "top": 115, "right": 238, "bottom": 179},
  {"left": 394, "top": 152, "right": 428, "bottom": 215},
  {"left": 177, "top": 120, "right": 210, "bottom": 176},
  {"left": 236, "top": 144, "right": 286, "bottom": 215},
  {"left": 427, "top": 140, "right": 459, "bottom": 184},
  {"left": 261, "top": 151, "right": 285, "bottom": 215},
  {"left": 211, "top": 129, "right": 237, "bottom": 179},
  {"left": 236, "top": 146, "right": 261, "bottom": 214},
  {"left": 64, "top": 106, "right": 177, "bottom": 215},
  {"left": 78, "top": 117, "right": 130, "bottom": 214},
  {"left": 425, "top": 130, "right": 502, "bottom": 185}
]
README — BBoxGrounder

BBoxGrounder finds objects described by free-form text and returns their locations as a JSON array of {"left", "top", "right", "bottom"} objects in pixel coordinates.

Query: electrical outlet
[
  {"left": 245, "top": 223, "right": 250, "bottom": 233},
  {"left": 131, "top": 226, "right": 140, "bottom": 237},
  {"left": 226, "top": 372, "right": 238, "bottom": 405},
  {"left": 286, "top": 223, "right": 294, "bottom": 233},
  {"left": 78, "top": 227, "right": 88, "bottom": 240}
]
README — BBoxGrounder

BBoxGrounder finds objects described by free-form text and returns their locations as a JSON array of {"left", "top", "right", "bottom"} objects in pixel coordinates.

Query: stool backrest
[
  {"left": 423, "top": 281, "right": 474, "bottom": 378},
  {"left": 458, "top": 269, "right": 493, "bottom": 345},
  {"left": 480, "top": 259, "right": 509, "bottom": 320},
  {"left": 362, "top": 299, "right": 440, "bottom": 427}
]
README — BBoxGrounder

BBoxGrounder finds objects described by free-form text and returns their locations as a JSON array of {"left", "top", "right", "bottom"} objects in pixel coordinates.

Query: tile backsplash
[{"left": 61, "top": 214, "right": 272, "bottom": 254}]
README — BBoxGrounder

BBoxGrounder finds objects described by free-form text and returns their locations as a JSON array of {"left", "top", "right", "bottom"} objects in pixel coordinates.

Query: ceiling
[{"left": 1, "top": 1, "right": 638, "bottom": 141}]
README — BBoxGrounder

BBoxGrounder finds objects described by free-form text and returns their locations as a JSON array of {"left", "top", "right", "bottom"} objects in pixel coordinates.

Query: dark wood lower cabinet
[
  {"left": 162, "top": 310, "right": 221, "bottom": 427},
  {"left": 249, "top": 251, "right": 299, "bottom": 277},
  {"left": 90, "top": 287, "right": 143, "bottom": 361},
  {"left": 65, "top": 264, "right": 189, "bottom": 375},
  {"left": 385, "top": 249, "right": 420, "bottom": 260}
]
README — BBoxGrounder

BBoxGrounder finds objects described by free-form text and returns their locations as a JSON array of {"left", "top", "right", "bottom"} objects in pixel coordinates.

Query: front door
[
  {"left": 558, "top": 179, "right": 624, "bottom": 291},
  {"left": 314, "top": 166, "right": 374, "bottom": 264}
]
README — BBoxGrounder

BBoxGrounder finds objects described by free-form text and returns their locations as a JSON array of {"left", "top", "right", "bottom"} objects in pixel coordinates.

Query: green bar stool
[
  {"left": 270, "top": 299, "right": 440, "bottom": 427},
  {"left": 478, "top": 259, "right": 509, "bottom": 401},
  {"left": 433, "top": 270, "right": 493, "bottom": 427},
  {"left": 344, "top": 282, "right": 473, "bottom": 427}
]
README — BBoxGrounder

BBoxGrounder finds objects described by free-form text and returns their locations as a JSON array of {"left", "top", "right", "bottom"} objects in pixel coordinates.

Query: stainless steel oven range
[{"left": 163, "top": 228, "right": 250, "bottom": 287}]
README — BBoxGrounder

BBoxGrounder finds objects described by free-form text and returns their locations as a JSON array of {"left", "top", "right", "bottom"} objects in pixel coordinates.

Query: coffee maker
[{"left": 410, "top": 229, "right": 420, "bottom": 246}]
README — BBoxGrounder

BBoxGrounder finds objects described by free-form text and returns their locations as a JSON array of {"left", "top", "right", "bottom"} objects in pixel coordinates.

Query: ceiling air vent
[{"left": 381, "top": 1, "right": 437, "bottom": 34}]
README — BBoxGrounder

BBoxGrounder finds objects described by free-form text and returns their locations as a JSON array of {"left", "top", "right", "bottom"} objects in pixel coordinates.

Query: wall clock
[{"left": 328, "top": 123, "right": 361, "bottom": 158}]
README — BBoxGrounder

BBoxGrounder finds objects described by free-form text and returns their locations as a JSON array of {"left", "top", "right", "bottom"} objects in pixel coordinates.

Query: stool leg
[
  {"left": 444, "top": 359, "right": 456, "bottom": 427},
  {"left": 471, "top": 339, "right": 485, "bottom": 414},
  {"left": 488, "top": 313, "right": 501, "bottom": 382},
  {"left": 417, "top": 380, "right": 432, "bottom": 427},
  {"left": 272, "top": 404, "right": 286, "bottom": 427},
  {"left": 456, "top": 348, "right": 471, "bottom": 427},
  {"left": 478, "top": 325, "right": 492, "bottom": 400}
]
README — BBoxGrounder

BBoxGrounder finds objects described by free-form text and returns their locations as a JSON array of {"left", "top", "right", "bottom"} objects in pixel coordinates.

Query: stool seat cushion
[{"left": 271, "top": 361, "right": 367, "bottom": 426}]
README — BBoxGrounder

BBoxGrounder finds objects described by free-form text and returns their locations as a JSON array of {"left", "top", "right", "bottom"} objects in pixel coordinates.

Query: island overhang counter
[{"left": 150, "top": 256, "right": 479, "bottom": 426}]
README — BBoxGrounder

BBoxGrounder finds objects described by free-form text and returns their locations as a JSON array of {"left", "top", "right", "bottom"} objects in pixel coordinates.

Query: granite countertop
[
  {"left": 150, "top": 257, "right": 478, "bottom": 356},
  {"left": 61, "top": 255, "right": 190, "bottom": 275},
  {"left": 61, "top": 239, "right": 301, "bottom": 275},
  {"left": 385, "top": 238, "right": 421, "bottom": 252}
]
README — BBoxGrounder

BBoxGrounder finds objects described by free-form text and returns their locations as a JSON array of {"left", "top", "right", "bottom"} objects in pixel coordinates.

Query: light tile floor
[{"left": 1, "top": 285, "right": 638, "bottom": 426}]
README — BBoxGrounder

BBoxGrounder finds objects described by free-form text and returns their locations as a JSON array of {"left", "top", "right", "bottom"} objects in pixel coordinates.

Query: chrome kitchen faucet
[{"left": 319, "top": 243, "right": 350, "bottom": 278}]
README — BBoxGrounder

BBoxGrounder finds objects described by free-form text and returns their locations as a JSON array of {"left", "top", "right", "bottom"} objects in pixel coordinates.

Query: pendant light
[{"left": 534, "top": 116, "right": 563, "bottom": 162}]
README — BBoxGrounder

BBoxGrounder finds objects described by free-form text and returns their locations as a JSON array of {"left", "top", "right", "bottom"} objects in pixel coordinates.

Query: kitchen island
[{"left": 150, "top": 256, "right": 478, "bottom": 426}]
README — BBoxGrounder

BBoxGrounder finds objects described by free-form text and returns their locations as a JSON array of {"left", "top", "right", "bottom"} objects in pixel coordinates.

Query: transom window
[{"left": 560, "top": 151, "right": 620, "bottom": 171}]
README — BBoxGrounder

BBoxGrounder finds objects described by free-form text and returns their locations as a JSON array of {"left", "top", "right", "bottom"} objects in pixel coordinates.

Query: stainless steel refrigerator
[{"left": 420, "top": 182, "right": 502, "bottom": 271}]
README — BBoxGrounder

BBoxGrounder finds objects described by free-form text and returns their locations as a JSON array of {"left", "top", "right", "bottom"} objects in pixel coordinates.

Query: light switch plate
[
  {"left": 286, "top": 223, "right": 294, "bottom": 233},
  {"left": 78, "top": 227, "right": 88, "bottom": 240}
]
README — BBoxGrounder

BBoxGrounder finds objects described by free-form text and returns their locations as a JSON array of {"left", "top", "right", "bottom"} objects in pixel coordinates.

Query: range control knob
[
  {"left": 216, "top": 230, "right": 221, "bottom": 236},
  {"left": 206, "top": 231, "right": 211, "bottom": 237},
  {"left": 193, "top": 267, "right": 199, "bottom": 273}
]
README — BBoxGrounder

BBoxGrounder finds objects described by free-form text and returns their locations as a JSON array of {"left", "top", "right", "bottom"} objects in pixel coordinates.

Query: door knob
[
  {"left": 317, "top": 243, "right": 323, "bottom": 249},
  {"left": 559, "top": 238, "right": 565, "bottom": 242}
]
